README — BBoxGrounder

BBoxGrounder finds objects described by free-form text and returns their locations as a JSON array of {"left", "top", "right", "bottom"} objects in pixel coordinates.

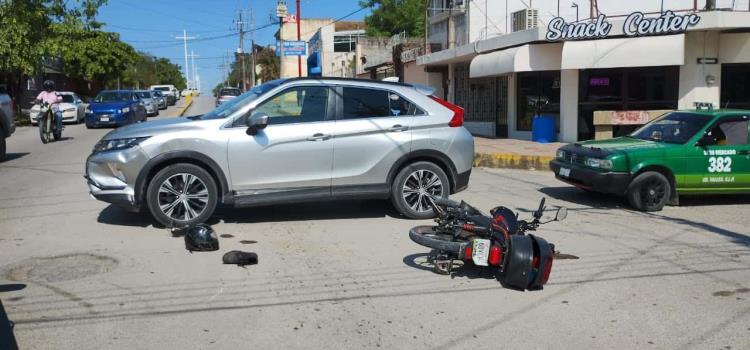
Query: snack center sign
[{"left": 546, "top": 10, "right": 701, "bottom": 41}]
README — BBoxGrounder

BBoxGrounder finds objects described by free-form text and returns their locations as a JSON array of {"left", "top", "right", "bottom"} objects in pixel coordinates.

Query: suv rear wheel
[
  {"left": 391, "top": 161, "right": 449, "bottom": 219},
  {"left": 146, "top": 163, "right": 218, "bottom": 227},
  {"left": 627, "top": 171, "right": 671, "bottom": 212}
]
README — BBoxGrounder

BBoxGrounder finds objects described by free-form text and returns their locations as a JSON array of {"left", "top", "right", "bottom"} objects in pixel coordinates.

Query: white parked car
[
  {"left": 30, "top": 91, "right": 86, "bottom": 124},
  {"left": 149, "top": 85, "right": 179, "bottom": 105}
]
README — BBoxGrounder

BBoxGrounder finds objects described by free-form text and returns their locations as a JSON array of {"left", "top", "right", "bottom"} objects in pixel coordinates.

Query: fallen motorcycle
[{"left": 409, "top": 197, "right": 566, "bottom": 290}]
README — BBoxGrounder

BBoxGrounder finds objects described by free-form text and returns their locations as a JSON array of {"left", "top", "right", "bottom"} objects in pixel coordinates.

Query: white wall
[
  {"left": 678, "top": 31, "right": 721, "bottom": 109},
  {"left": 560, "top": 69, "right": 579, "bottom": 143}
]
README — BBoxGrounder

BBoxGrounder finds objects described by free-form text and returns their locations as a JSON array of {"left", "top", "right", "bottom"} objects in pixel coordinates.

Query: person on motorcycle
[{"left": 34, "top": 80, "right": 63, "bottom": 131}]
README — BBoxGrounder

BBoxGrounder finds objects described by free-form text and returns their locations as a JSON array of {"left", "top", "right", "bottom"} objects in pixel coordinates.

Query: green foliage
[
  {"left": 360, "top": 0, "right": 426, "bottom": 37},
  {"left": 122, "top": 54, "right": 186, "bottom": 90},
  {"left": 0, "top": 0, "right": 51, "bottom": 75},
  {"left": 217, "top": 47, "right": 279, "bottom": 93}
]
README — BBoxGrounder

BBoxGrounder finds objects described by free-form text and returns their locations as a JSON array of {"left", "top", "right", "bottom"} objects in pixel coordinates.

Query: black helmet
[
  {"left": 489, "top": 206, "right": 519, "bottom": 235},
  {"left": 184, "top": 224, "right": 219, "bottom": 252},
  {"left": 43, "top": 80, "right": 55, "bottom": 92}
]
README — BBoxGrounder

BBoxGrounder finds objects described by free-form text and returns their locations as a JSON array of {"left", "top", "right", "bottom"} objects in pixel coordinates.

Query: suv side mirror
[{"left": 246, "top": 112, "right": 269, "bottom": 135}]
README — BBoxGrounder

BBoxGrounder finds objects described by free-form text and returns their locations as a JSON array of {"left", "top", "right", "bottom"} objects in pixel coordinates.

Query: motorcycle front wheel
[{"left": 38, "top": 113, "right": 51, "bottom": 144}]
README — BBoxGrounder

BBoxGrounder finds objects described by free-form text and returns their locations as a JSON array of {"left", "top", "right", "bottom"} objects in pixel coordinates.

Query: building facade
[
  {"left": 416, "top": 0, "right": 750, "bottom": 142},
  {"left": 307, "top": 21, "right": 366, "bottom": 78}
]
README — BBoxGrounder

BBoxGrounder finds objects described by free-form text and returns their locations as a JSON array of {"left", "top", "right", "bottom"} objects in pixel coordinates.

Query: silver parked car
[
  {"left": 151, "top": 90, "right": 168, "bottom": 110},
  {"left": 86, "top": 78, "right": 474, "bottom": 226},
  {"left": 135, "top": 90, "right": 159, "bottom": 117}
]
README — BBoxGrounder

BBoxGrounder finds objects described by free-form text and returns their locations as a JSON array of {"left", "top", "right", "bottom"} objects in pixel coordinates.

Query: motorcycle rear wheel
[{"left": 409, "top": 225, "right": 469, "bottom": 254}]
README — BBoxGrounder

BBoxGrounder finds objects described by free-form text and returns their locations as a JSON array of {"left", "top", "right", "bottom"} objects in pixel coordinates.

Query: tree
[
  {"left": 121, "top": 54, "right": 186, "bottom": 90},
  {"left": 215, "top": 46, "right": 278, "bottom": 94},
  {"left": 360, "top": 0, "right": 426, "bottom": 37}
]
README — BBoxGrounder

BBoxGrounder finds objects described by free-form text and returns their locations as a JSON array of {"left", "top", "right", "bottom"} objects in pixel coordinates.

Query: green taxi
[{"left": 550, "top": 109, "right": 750, "bottom": 211}]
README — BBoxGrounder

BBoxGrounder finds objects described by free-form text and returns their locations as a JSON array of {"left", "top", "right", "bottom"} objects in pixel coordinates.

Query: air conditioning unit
[{"left": 511, "top": 9, "right": 539, "bottom": 32}]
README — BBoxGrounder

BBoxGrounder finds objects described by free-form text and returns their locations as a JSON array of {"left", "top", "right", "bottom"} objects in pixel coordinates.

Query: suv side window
[
  {"left": 341, "top": 87, "right": 421, "bottom": 119},
  {"left": 706, "top": 117, "right": 749, "bottom": 146},
  {"left": 253, "top": 86, "right": 329, "bottom": 125}
]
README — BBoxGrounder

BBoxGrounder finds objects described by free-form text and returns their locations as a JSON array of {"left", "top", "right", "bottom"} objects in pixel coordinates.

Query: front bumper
[
  {"left": 86, "top": 113, "right": 127, "bottom": 127},
  {"left": 549, "top": 159, "right": 631, "bottom": 195},
  {"left": 86, "top": 146, "right": 150, "bottom": 211}
]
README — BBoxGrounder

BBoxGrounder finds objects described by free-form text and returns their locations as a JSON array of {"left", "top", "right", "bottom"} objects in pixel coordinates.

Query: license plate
[
  {"left": 559, "top": 167, "right": 571, "bottom": 177},
  {"left": 100, "top": 116, "right": 110, "bottom": 122},
  {"left": 472, "top": 239, "right": 490, "bottom": 266}
]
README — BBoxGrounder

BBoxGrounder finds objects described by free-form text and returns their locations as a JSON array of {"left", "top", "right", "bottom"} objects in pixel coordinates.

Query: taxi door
[{"left": 694, "top": 115, "right": 750, "bottom": 191}]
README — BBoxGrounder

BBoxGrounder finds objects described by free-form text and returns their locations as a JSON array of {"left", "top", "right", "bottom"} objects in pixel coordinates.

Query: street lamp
[{"left": 571, "top": 2, "right": 579, "bottom": 22}]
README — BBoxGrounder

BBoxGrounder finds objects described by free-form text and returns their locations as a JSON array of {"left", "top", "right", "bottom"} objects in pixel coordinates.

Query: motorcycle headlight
[
  {"left": 93, "top": 137, "right": 150, "bottom": 153},
  {"left": 585, "top": 158, "right": 613, "bottom": 170},
  {"left": 121, "top": 107, "right": 130, "bottom": 113}
]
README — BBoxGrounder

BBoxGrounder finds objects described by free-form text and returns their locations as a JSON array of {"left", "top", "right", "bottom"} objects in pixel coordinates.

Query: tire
[
  {"left": 627, "top": 171, "right": 671, "bottom": 212},
  {"left": 39, "top": 114, "right": 51, "bottom": 144},
  {"left": 391, "top": 161, "right": 450, "bottom": 219},
  {"left": 409, "top": 226, "right": 467, "bottom": 253},
  {"left": 0, "top": 132, "right": 6, "bottom": 162},
  {"left": 146, "top": 163, "right": 218, "bottom": 227}
]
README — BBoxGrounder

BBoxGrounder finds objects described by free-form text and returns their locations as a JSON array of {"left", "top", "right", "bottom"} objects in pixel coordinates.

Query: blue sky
[{"left": 97, "top": 0, "right": 369, "bottom": 91}]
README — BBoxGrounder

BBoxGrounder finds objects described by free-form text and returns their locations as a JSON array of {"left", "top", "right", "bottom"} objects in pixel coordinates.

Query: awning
[
  {"left": 561, "top": 34, "right": 685, "bottom": 70},
  {"left": 470, "top": 43, "right": 562, "bottom": 78}
]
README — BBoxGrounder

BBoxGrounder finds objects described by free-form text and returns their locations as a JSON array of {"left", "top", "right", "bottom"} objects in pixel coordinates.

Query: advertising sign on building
[
  {"left": 276, "top": 41, "right": 307, "bottom": 57},
  {"left": 611, "top": 111, "right": 651, "bottom": 125},
  {"left": 546, "top": 11, "right": 701, "bottom": 41}
]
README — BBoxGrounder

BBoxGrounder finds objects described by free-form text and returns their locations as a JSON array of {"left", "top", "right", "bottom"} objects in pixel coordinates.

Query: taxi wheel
[{"left": 627, "top": 171, "right": 671, "bottom": 212}]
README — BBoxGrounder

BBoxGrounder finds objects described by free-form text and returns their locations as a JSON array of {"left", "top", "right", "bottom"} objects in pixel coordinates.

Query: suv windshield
[
  {"left": 152, "top": 91, "right": 163, "bottom": 97},
  {"left": 94, "top": 92, "right": 130, "bottom": 103},
  {"left": 197, "top": 80, "right": 284, "bottom": 120},
  {"left": 136, "top": 92, "right": 151, "bottom": 99},
  {"left": 629, "top": 112, "right": 714, "bottom": 144},
  {"left": 153, "top": 87, "right": 170, "bottom": 92}
]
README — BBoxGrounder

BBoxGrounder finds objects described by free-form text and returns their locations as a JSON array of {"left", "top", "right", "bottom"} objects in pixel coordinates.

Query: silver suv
[{"left": 86, "top": 78, "right": 474, "bottom": 226}]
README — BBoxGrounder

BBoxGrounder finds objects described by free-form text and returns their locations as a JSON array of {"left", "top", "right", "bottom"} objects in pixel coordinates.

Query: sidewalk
[{"left": 473, "top": 137, "right": 565, "bottom": 171}]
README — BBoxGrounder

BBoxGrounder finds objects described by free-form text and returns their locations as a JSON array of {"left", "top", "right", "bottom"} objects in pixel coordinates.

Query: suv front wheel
[
  {"left": 146, "top": 163, "right": 218, "bottom": 227},
  {"left": 391, "top": 161, "right": 449, "bottom": 219}
]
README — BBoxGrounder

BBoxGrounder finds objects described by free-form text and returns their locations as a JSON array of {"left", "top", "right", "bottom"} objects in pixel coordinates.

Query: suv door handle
[
  {"left": 306, "top": 133, "right": 331, "bottom": 141},
  {"left": 387, "top": 124, "right": 409, "bottom": 132}
]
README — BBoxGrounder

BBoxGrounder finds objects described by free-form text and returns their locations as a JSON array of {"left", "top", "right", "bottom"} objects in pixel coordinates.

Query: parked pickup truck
[{"left": 0, "top": 93, "right": 16, "bottom": 161}]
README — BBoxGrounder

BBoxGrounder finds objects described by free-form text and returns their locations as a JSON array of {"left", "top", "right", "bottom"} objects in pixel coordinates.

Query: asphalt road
[{"left": 0, "top": 96, "right": 748, "bottom": 349}]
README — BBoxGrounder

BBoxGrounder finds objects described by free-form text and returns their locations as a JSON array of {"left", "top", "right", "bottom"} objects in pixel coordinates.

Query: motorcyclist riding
[{"left": 35, "top": 80, "right": 63, "bottom": 132}]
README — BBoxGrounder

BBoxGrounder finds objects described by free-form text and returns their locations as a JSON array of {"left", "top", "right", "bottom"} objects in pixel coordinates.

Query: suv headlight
[
  {"left": 120, "top": 107, "right": 130, "bottom": 114},
  {"left": 85, "top": 107, "right": 91, "bottom": 113},
  {"left": 93, "top": 137, "right": 150, "bottom": 153},
  {"left": 585, "top": 158, "right": 613, "bottom": 169}
]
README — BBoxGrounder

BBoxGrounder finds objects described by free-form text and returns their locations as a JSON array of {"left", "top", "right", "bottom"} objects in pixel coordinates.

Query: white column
[
  {"left": 560, "top": 69, "right": 579, "bottom": 143},
  {"left": 678, "top": 31, "right": 721, "bottom": 109}
]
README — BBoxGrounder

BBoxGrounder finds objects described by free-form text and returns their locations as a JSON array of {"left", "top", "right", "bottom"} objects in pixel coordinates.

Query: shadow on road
[
  {"left": 538, "top": 186, "right": 627, "bottom": 209},
  {"left": 97, "top": 200, "right": 399, "bottom": 228},
  {"left": 216, "top": 200, "right": 398, "bottom": 224},
  {"left": 677, "top": 194, "right": 750, "bottom": 207},
  {"left": 0, "top": 284, "right": 24, "bottom": 350},
  {"left": 0, "top": 153, "right": 29, "bottom": 162},
  {"left": 97, "top": 205, "right": 153, "bottom": 228},
  {"left": 402, "top": 253, "right": 498, "bottom": 280}
]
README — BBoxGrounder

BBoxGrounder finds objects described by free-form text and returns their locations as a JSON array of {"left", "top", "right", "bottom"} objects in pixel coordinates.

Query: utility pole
[
  {"left": 276, "top": 1, "right": 288, "bottom": 78},
  {"left": 249, "top": 5, "right": 256, "bottom": 87},
  {"left": 176, "top": 30, "right": 195, "bottom": 89},
  {"left": 188, "top": 50, "right": 199, "bottom": 91},
  {"left": 296, "top": 0, "right": 302, "bottom": 77},
  {"left": 235, "top": 10, "right": 248, "bottom": 91}
]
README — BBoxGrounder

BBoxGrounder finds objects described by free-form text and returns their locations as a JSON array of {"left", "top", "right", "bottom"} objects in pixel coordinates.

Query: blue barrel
[{"left": 531, "top": 115, "right": 557, "bottom": 143}]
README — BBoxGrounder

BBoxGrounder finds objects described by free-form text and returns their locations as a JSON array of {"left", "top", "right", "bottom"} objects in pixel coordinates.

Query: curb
[
  {"left": 473, "top": 152, "right": 553, "bottom": 171},
  {"left": 176, "top": 98, "right": 194, "bottom": 117}
]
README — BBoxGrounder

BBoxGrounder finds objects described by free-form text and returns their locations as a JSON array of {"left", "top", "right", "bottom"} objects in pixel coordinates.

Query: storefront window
[
  {"left": 721, "top": 64, "right": 750, "bottom": 110},
  {"left": 578, "top": 66, "right": 678, "bottom": 140},
  {"left": 516, "top": 71, "right": 561, "bottom": 132}
]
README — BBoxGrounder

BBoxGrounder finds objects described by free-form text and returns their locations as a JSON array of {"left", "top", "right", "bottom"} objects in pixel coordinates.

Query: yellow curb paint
[
  {"left": 473, "top": 152, "right": 554, "bottom": 171},
  {"left": 177, "top": 98, "right": 194, "bottom": 117}
]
